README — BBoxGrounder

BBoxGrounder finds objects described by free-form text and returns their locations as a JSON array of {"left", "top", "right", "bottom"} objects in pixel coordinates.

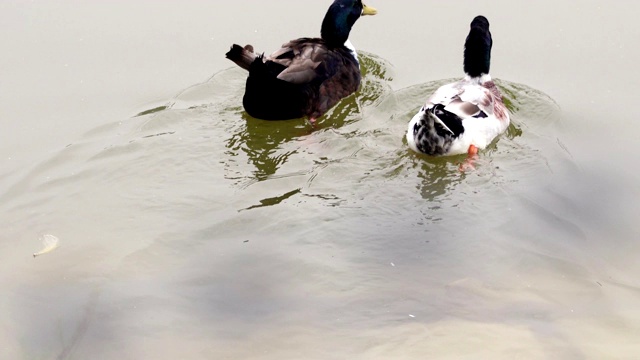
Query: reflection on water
[
  {"left": 360, "top": 77, "right": 561, "bottom": 206},
  {"left": 226, "top": 115, "right": 304, "bottom": 182},
  {"left": 241, "top": 188, "right": 302, "bottom": 211},
  {"left": 141, "top": 52, "right": 397, "bottom": 188}
]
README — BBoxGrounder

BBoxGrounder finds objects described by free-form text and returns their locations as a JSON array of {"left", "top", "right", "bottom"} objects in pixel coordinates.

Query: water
[{"left": 1, "top": 1, "right": 639, "bottom": 359}]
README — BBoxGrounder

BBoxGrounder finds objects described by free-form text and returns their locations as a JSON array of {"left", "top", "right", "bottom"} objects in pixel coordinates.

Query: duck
[
  {"left": 225, "top": 0, "right": 377, "bottom": 123},
  {"left": 406, "top": 16, "right": 510, "bottom": 156}
]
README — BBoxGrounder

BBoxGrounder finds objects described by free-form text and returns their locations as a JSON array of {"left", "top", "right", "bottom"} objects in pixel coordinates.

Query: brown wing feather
[
  {"left": 482, "top": 81, "right": 509, "bottom": 122},
  {"left": 265, "top": 39, "right": 329, "bottom": 85},
  {"left": 446, "top": 80, "right": 508, "bottom": 122},
  {"left": 311, "top": 53, "right": 361, "bottom": 118},
  {"left": 251, "top": 38, "right": 361, "bottom": 119}
]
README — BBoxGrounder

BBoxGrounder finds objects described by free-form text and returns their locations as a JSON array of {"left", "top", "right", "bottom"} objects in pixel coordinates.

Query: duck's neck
[
  {"left": 321, "top": 3, "right": 357, "bottom": 47},
  {"left": 464, "top": 74, "right": 492, "bottom": 84},
  {"left": 463, "top": 22, "right": 493, "bottom": 78}
]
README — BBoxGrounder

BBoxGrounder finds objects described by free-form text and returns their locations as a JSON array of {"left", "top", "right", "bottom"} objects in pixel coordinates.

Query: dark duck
[
  {"left": 406, "top": 16, "right": 510, "bottom": 156},
  {"left": 226, "top": 0, "right": 377, "bottom": 124}
]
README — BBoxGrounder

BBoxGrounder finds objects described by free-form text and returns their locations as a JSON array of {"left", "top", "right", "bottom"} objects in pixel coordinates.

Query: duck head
[{"left": 321, "top": 0, "right": 377, "bottom": 47}]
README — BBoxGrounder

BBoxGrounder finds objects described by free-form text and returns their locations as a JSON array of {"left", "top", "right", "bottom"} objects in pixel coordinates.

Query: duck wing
[
  {"left": 267, "top": 38, "right": 336, "bottom": 85},
  {"left": 426, "top": 81, "right": 496, "bottom": 120}
]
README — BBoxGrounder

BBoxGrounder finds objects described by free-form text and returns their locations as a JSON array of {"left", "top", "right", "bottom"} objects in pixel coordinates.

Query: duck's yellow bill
[{"left": 362, "top": 4, "right": 377, "bottom": 16}]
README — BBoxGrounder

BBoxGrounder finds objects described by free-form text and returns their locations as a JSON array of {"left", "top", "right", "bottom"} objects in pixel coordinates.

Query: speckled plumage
[
  {"left": 226, "top": 0, "right": 376, "bottom": 121},
  {"left": 407, "top": 16, "right": 510, "bottom": 156}
]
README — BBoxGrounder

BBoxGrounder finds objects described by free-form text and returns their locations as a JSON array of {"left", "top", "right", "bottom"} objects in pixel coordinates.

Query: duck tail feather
[{"left": 225, "top": 44, "right": 258, "bottom": 71}]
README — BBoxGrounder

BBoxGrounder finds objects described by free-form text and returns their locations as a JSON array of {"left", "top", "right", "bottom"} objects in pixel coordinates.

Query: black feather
[
  {"left": 464, "top": 15, "right": 492, "bottom": 77},
  {"left": 432, "top": 104, "right": 465, "bottom": 137},
  {"left": 411, "top": 105, "right": 465, "bottom": 156},
  {"left": 225, "top": 44, "right": 256, "bottom": 71}
]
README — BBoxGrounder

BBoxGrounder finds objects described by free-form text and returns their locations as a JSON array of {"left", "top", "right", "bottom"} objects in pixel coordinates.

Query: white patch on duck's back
[
  {"left": 465, "top": 116, "right": 504, "bottom": 145},
  {"left": 425, "top": 83, "right": 461, "bottom": 107},
  {"left": 445, "top": 108, "right": 509, "bottom": 155},
  {"left": 344, "top": 40, "right": 359, "bottom": 68},
  {"left": 458, "top": 85, "right": 490, "bottom": 108}
]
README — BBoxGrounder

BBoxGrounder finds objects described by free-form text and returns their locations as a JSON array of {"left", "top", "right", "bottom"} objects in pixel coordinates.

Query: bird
[
  {"left": 406, "top": 16, "right": 510, "bottom": 157},
  {"left": 225, "top": 0, "right": 377, "bottom": 124}
]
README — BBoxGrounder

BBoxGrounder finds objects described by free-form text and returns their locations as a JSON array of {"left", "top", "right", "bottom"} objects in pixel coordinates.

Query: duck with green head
[{"left": 226, "top": 0, "right": 377, "bottom": 124}]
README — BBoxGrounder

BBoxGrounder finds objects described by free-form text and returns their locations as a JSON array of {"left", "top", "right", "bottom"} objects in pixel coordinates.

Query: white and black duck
[
  {"left": 226, "top": 0, "right": 377, "bottom": 123},
  {"left": 406, "top": 16, "right": 510, "bottom": 156}
]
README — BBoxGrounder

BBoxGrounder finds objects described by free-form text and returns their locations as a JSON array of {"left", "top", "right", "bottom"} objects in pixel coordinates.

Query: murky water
[{"left": 2, "top": 1, "right": 639, "bottom": 359}]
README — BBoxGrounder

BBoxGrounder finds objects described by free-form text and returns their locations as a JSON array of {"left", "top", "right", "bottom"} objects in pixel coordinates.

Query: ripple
[
  {"left": 0, "top": 52, "right": 569, "bottom": 244},
  {"left": 361, "top": 78, "right": 567, "bottom": 206}
]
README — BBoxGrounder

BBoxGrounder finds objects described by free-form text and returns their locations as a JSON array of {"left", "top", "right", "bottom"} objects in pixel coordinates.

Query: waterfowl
[
  {"left": 225, "top": 0, "right": 377, "bottom": 123},
  {"left": 406, "top": 16, "right": 510, "bottom": 156}
]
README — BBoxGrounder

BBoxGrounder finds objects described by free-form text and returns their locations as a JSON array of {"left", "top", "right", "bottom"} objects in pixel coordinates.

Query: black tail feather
[{"left": 225, "top": 44, "right": 258, "bottom": 71}]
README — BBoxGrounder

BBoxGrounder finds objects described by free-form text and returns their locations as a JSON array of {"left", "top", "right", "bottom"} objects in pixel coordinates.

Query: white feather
[
  {"left": 33, "top": 234, "right": 59, "bottom": 258},
  {"left": 406, "top": 110, "right": 423, "bottom": 153},
  {"left": 344, "top": 40, "right": 359, "bottom": 68}
]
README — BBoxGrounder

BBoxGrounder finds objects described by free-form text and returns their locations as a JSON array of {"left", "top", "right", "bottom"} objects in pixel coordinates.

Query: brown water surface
[{"left": 1, "top": 1, "right": 639, "bottom": 359}]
